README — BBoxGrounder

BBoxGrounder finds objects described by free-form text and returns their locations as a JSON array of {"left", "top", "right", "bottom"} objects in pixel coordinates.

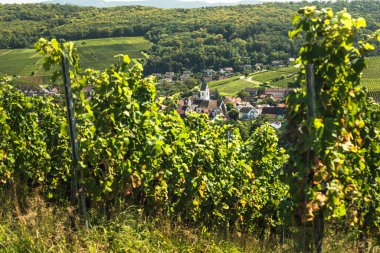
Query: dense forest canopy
[{"left": 0, "top": 1, "right": 379, "bottom": 74}]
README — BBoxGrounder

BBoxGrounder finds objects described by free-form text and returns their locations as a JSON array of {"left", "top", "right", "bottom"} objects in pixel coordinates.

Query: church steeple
[{"left": 200, "top": 83, "right": 210, "bottom": 100}]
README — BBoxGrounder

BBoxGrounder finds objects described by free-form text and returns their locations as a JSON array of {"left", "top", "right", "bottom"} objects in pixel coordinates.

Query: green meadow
[{"left": 0, "top": 36, "right": 151, "bottom": 79}]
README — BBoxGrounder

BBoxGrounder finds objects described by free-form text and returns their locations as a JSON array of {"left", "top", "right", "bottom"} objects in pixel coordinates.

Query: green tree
[
  {"left": 184, "top": 78, "right": 199, "bottom": 88},
  {"left": 228, "top": 109, "right": 239, "bottom": 120},
  {"left": 237, "top": 90, "right": 249, "bottom": 99},
  {"left": 226, "top": 102, "right": 235, "bottom": 112}
]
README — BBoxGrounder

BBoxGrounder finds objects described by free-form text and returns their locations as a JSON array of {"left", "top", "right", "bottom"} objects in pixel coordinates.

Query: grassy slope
[
  {"left": 249, "top": 66, "right": 298, "bottom": 84},
  {"left": 208, "top": 77, "right": 255, "bottom": 96},
  {"left": 76, "top": 37, "right": 151, "bottom": 70},
  {"left": 0, "top": 37, "right": 151, "bottom": 77},
  {"left": 208, "top": 57, "right": 380, "bottom": 96},
  {"left": 208, "top": 67, "right": 299, "bottom": 96},
  {"left": 0, "top": 49, "right": 45, "bottom": 76},
  {"left": 361, "top": 56, "right": 380, "bottom": 90}
]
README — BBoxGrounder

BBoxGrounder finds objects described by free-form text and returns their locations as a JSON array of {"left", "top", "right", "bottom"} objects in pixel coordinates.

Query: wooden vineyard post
[
  {"left": 62, "top": 54, "right": 89, "bottom": 229},
  {"left": 306, "top": 64, "right": 324, "bottom": 253},
  {"left": 306, "top": 64, "right": 316, "bottom": 119}
]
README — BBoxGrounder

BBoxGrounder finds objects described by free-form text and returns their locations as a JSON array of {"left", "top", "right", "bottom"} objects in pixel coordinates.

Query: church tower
[{"left": 200, "top": 83, "right": 210, "bottom": 100}]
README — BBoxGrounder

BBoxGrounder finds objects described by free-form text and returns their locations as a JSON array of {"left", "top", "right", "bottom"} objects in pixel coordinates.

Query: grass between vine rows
[{"left": 0, "top": 193, "right": 373, "bottom": 253}]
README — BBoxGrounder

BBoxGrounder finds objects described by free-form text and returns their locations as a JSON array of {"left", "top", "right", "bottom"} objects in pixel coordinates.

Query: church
[{"left": 177, "top": 83, "right": 227, "bottom": 119}]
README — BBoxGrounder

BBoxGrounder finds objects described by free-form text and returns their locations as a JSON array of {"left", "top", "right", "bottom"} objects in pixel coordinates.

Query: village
[
  {"left": 17, "top": 62, "right": 294, "bottom": 131},
  {"left": 175, "top": 82, "right": 292, "bottom": 129},
  {"left": 151, "top": 65, "right": 293, "bottom": 129}
]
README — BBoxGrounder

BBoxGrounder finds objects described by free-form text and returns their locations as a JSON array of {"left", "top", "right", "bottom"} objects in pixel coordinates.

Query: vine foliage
[
  {"left": 0, "top": 38, "right": 289, "bottom": 234},
  {"left": 286, "top": 6, "right": 380, "bottom": 239}
]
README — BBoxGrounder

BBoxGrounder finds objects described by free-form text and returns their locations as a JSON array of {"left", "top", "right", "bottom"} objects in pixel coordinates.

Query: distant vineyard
[
  {"left": 0, "top": 36, "right": 151, "bottom": 79},
  {"left": 208, "top": 77, "right": 254, "bottom": 96},
  {"left": 271, "top": 76, "right": 296, "bottom": 87},
  {"left": 363, "top": 79, "right": 380, "bottom": 91},
  {"left": 249, "top": 66, "right": 298, "bottom": 84},
  {"left": 208, "top": 57, "right": 380, "bottom": 96},
  {"left": 361, "top": 56, "right": 380, "bottom": 91},
  {"left": 368, "top": 90, "right": 380, "bottom": 102},
  {"left": 207, "top": 67, "right": 299, "bottom": 95},
  {"left": 76, "top": 37, "right": 151, "bottom": 70},
  {"left": 361, "top": 57, "right": 380, "bottom": 101}
]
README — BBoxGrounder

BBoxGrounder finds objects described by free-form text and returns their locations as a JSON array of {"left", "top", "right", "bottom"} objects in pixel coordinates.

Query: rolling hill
[
  {"left": 39, "top": 0, "right": 263, "bottom": 8},
  {"left": 208, "top": 57, "right": 380, "bottom": 99},
  {"left": 209, "top": 66, "right": 299, "bottom": 96}
]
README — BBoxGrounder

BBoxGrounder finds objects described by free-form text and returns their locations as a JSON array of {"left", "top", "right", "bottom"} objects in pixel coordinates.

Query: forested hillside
[{"left": 0, "top": 1, "right": 379, "bottom": 74}]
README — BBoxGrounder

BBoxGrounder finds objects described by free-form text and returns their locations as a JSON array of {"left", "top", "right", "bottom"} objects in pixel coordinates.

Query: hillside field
[
  {"left": 361, "top": 57, "right": 380, "bottom": 91},
  {"left": 249, "top": 66, "right": 299, "bottom": 84},
  {"left": 208, "top": 77, "right": 255, "bottom": 96},
  {"left": 208, "top": 66, "right": 299, "bottom": 96},
  {"left": 76, "top": 37, "right": 151, "bottom": 70},
  {"left": 209, "top": 57, "right": 380, "bottom": 97},
  {"left": 0, "top": 36, "right": 151, "bottom": 81}
]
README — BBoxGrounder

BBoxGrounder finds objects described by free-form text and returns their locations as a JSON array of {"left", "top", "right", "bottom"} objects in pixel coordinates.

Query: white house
[{"left": 239, "top": 107, "right": 259, "bottom": 120}]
